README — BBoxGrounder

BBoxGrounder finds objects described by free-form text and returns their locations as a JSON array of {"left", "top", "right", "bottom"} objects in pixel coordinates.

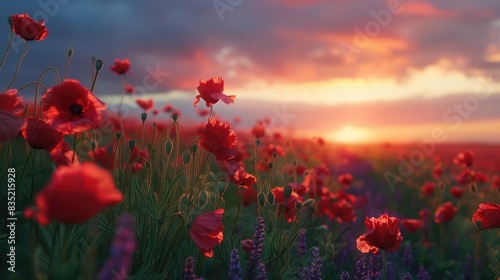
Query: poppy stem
[
  {"left": 381, "top": 250, "right": 387, "bottom": 280},
  {"left": 90, "top": 61, "right": 101, "bottom": 93},
  {"left": 118, "top": 74, "right": 127, "bottom": 118},
  {"left": 17, "top": 81, "right": 47, "bottom": 92},
  {"left": 34, "top": 67, "right": 60, "bottom": 118},
  {"left": 0, "top": 30, "right": 13, "bottom": 71},
  {"left": 71, "top": 133, "right": 78, "bottom": 164},
  {"left": 62, "top": 51, "right": 72, "bottom": 81},
  {"left": 7, "top": 40, "right": 29, "bottom": 90},
  {"left": 232, "top": 187, "right": 246, "bottom": 234}
]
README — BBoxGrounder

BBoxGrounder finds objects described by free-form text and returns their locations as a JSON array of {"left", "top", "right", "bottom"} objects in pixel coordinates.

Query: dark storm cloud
[{"left": 1, "top": 0, "right": 500, "bottom": 97}]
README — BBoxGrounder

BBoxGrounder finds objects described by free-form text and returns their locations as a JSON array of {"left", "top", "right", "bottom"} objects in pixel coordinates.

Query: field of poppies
[{"left": 1, "top": 13, "right": 500, "bottom": 280}]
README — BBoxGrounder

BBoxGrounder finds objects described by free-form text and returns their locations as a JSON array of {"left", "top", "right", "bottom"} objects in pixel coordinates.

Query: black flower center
[{"left": 70, "top": 104, "right": 83, "bottom": 115}]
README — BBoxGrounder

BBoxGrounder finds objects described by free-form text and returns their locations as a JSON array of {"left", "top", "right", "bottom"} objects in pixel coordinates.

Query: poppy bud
[
  {"left": 469, "top": 183, "right": 477, "bottom": 194},
  {"left": 217, "top": 180, "right": 227, "bottom": 194},
  {"left": 258, "top": 192, "right": 266, "bottom": 208},
  {"left": 141, "top": 112, "right": 147, "bottom": 122},
  {"left": 255, "top": 138, "right": 261, "bottom": 147},
  {"left": 190, "top": 144, "right": 197, "bottom": 154},
  {"left": 241, "top": 239, "right": 254, "bottom": 252},
  {"left": 172, "top": 113, "right": 179, "bottom": 122},
  {"left": 272, "top": 151, "right": 277, "bottom": 159},
  {"left": 115, "top": 131, "right": 122, "bottom": 140},
  {"left": 284, "top": 186, "right": 293, "bottom": 199},
  {"left": 91, "top": 140, "right": 97, "bottom": 152},
  {"left": 182, "top": 151, "right": 190, "bottom": 165},
  {"left": 296, "top": 201, "right": 302, "bottom": 210},
  {"left": 67, "top": 47, "right": 73, "bottom": 58},
  {"left": 267, "top": 191, "right": 275, "bottom": 205},
  {"left": 95, "top": 59, "right": 104, "bottom": 71},
  {"left": 438, "top": 182, "right": 445, "bottom": 190},
  {"left": 268, "top": 162, "right": 273, "bottom": 169},
  {"left": 303, "top": 199, "right": 315, "bottom": 207},
  {"left": 128, "top": 140, "right": 136, "bottom": 150},
  {"left": 165, "top": 140, "right": 173, "bottom": 155}
]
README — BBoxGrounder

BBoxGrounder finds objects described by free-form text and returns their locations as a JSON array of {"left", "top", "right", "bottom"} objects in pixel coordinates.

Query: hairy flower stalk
[{"left": 245, "top": 217, "right": 265, "bottom": 280}]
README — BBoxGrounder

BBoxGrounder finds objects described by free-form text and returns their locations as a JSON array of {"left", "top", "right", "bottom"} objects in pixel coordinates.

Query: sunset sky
[{"left": 1, "top": 0, "right": 500, "bottom": 143}]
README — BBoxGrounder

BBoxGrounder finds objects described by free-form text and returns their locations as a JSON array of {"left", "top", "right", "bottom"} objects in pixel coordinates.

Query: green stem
[
  {"left": 35, "top": 67, "right": 60, "bottom": 118},
  {"left": 0, "top": 30, "right": 13, "bottom": 70},
  {"left": 90, "top": 63, "right": 101, "bottom": 93},
  {"left": 17, "top": 81, "right": 47, "bottom": 92},
  {"left": 62, "top": 52, "right": 72, "bottom": 81},
  {"left": 71, "top": 133, "right": 78, "bottom": 164},
  {"left": 7, "top": 41, "right": 29, "bottom": 89},
  {"left": 232, "top": 187, "right": 246, "bottom": 234},
  {"left": 381, "top": 250, "right": 387, "bottom": 280}
]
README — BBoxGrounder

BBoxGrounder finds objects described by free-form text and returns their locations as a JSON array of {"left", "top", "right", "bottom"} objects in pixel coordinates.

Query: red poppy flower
[
  {"left": 163, "top": 103, "right": 173, "bottom": 112},
  {"left": 50, "top": 142, "right": 78, "bottom": 166},
  {"left": 434, "top": 202, "right": 458, "bottom": 224},
  {"left": 0, "top": 89, "right": 23, "bottom": 114},
  {"left": 432, "top": 165, "right": 443, "bottom": 179},
  {"left": 453, "top": 150, "right": 474, "bottom": 167},
  {"left": 197, "top": 109, "right": 210, "bottom": 117},
  {"left": 492, "top": 175, "right": 500, "bottom": 191},
  {"left": 356, "top": 214, "right": 403, "bottom": 254},
  {"left": 332, "top": 199, "right": 356, "bottom": 223},
  {"left": 450, "top": 186, "right": 464, "bottom": 199},
  {"left": 42, "top": 79, "right": 107, "bottom": 134},
  {"left": 125, "top": 84, "right": 135, "bottom": 94},
  {"left": 110, "top": 58, "right": 130, "bottom": 75},
  {"left": 401, "top": 219, "right": 424, "bottom": 232},
  {"left": 241, "top": 239, "right": 254, "bottom": 252},
  {"left": 24, "top": 162, "right": 123, "bottom": 225},
  {"left": 189, "top": 209, "right": 224, "bottom": 258},
  {"left": 456, "top": 169, "right": 473, "bottom": 185},
  {"left": 22, "top": 118, "right": 63, "bottom": 151},
  {"left": 338, "top": 173, "right": 353, "bottom": 189},
  {"left": 88, "top": 147, "right": 114, "bottom": 169},
  {"left": 237, "top": 185, "right": 257, "bottom": 207},
  {"left": 135, "top": 98, "right": 154, "bottom": 111},
  {"left": 472, "top": 203, "right": 500, "bottom": 230},
  {"left": 420, "top": 182, "right": 435, "bottom": 197},
  {"left": 0, "top": 89, "right": 25, "bottom": 142},
  {"left": 287, "top": 182, "right": 308, "bottom": 197},
  {"left": 232, "top": 167, "right": 257, "bottom": 189},
  {"left": 9, "top": 14, "right": 48, "bottom": 41},
  {"left": 200, "top": 118, "right": 237, "bottom": 162},
  {"left": 193, "top": 77, "right": 235, "bottom": 107},
  {"left": 271, "top": 187, "right": 301, "bottom": 223},
  {"left": 251, "top": 121, "right": 266, "bottom": 139}
]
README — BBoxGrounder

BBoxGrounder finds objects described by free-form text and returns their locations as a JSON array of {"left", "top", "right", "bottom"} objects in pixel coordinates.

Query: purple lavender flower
[
  {"left": 402, "top": 272, "right": 412, "bottom": 280},
  {"left": 297, "top": 229, "right": 307, "bottom": 258},
  {"left": 340, "top": 271, "right": 350, "bottom": 280},
  {"left": 367, "top": 254, "right": 381, "bottom": 280},
  {"left": 228, "top": 249, "right": 242, "bottom": 280},
  {"left": 183, "top": 257, "right": 196, "bottom": 280},
  {"left": 355, "top": 256, "right": 368, "bottom": 280},
  {"left": 463, "top": 254, "right": 472, "bottom": 280},
  {"left": 309, "top": 246, "right": 322, "bottom": 280},
  {"left": 386, "top": 261, "right": 397, "bottom": 280},
  {"left": 245, "top": 217, "right": 265, "bottom": 280},
  {"left": 403, "top": 244, "right": 413, "bottom": 272},
  {"left": 97, "top": 214, "right": 137, "bottom": 280},
  {"left": 256, "top": 262, "right": 267, "bottom": 280},
  {"left": 416, "top": 266, "right": 430, "bottom": 280}
]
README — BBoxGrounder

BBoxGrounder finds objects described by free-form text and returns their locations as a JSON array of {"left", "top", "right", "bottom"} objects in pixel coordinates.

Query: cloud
[{"left": 1, "top": 0, "right": 499, "bottom": 99}]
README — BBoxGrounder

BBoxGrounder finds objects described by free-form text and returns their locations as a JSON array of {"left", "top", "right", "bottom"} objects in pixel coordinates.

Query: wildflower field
[{"left": 1, "top": 10, "right": 500, "bottom": 280}]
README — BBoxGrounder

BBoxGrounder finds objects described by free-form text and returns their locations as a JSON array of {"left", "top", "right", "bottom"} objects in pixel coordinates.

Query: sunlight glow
[{"left": 329, "top": 125, "right": 372, "bottom": 143}]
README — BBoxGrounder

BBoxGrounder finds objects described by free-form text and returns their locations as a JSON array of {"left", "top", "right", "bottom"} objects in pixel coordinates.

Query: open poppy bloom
[
  {"left": 110, "top": 58, "right": 130, "bottom": 75},
  {"left": 472, "top": 203, "right": 500, "bottom": 230},
  {"left": 22, "top": 117, "right": 63, "bottom": 151},
  {"left": 24, "top": 162, "right": 123, "bottom": 225},
  {"left": 338, "top": 173, "right": 353, "bottom": 189},
  {"left": 356, "top": 214, "right": 403, "bottom": 254},
  {"left": 401, "top": 219, "right": 424, "bottom": 232},
  {"left": 189, "top": 209, "right": 224, "bottom": 258},
  {"left": 135, "top": 98, "right": 154, "bottom": 111},
  {"left": 434, "top": 202, "right": 458, "bottom": 224},
  {"left": 193, "top": 77, "right": 236, "bottom": 107},
  {"left": 0, "top": 89, "right": 25, "bottom": 142},
  {"left": 450, "top": 186, "right": 464, "bottom": 199},
  {"left": 200, "top": 118, "right": 237, "bottom": 162},
  {"left": 42, "top": 79, "right": 107, "bottom": 134},
  {"left": 271, "top": 187, "right": 301, "bottom": 223},
  {"left": 9, "top": 14, "right": 48, "bottom": 41},
  {"left": 453, "top": 150, "right": 474, "bottom": 167}
]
